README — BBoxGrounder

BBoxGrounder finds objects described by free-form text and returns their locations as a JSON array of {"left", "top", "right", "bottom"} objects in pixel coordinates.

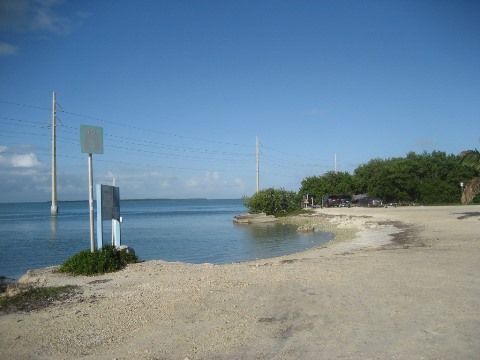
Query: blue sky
[{"left": 1, "top": 0, "right": 479, "bottom": 202}]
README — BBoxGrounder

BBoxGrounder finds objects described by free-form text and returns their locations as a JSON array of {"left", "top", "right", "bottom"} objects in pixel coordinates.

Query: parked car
[
  {"left": 339, "top": 195, "right": 352, "bottom": 207},
  {"left": 322, "top": 195, "right": 340, "bottom": 208},
  {"left": 358, "top": 196, "right": 383, "bottom": 207}
]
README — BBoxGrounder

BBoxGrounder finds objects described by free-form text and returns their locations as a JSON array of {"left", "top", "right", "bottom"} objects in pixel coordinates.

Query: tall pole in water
[
  {"left": 51, "top": 92, "right": 58, "bottom": 215},
  {"left": 256, "top": 136, "right": 260, "bottom": 193}
]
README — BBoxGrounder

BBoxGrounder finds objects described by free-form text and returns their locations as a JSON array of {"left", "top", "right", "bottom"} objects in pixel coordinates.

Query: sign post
[
  {"left": 80, "top": 125, "right": 104, "bottom": 252},
  {"left": 96, "top": 184, "right": 121, "bottom": 249},
  {"left": 88, "top": 153, "right": 94, "bottom": 252}
]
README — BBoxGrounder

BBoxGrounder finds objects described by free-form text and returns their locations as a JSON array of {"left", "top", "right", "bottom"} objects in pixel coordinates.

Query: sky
[{"left": 0, "top": 0, "right": 479, "bottom": 203}]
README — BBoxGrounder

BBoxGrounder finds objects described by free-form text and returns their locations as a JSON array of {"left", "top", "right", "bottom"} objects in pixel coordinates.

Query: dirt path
[{"left": 1, "top": 205, "right": 479, "bottom": 359}]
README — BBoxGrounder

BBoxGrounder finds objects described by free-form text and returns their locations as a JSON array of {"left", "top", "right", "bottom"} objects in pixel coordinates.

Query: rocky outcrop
[
  {"left": 233, "top": 213, "right": 278, "bottom": 224},
  {"left": 116, "top": 245, "right": 136, "bottom": 256},
  {"left": 297, "top": 224, "right": 316, "bottom": 232}
]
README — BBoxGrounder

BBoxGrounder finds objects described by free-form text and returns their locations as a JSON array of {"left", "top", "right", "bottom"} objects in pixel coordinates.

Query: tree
[
  {"left": 352, "top": 151, "right": 476, "bottom": 204},
  {"left": 299, "top": 171, "right": 353, "bottom": 200},
  {"left": 243, "top": 188, "right": 302, "bottom": 216},
  {"left": 460, "top": 149, "right": 480, "bottom": 204}
]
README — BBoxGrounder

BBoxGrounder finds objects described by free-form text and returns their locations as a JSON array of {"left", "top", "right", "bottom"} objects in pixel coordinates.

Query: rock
[
  {"left": 116, "top": 245, "right": 135, "bottom": 256},
  {"left": 233, "top": 213, "right": 278, "bottom": 224},
  {"left": 297, "top": 224, "right": 315, "bottom": 232},
  {"left": 19, "top": 266, "right": 59, "bottom": 285}
]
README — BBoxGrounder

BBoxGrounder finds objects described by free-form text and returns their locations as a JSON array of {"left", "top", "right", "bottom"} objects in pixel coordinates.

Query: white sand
[{"left": 1, "top": 205, "right": 479, "bottom": 359}]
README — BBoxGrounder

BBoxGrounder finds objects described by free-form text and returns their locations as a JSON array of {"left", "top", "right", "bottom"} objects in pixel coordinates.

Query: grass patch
[
  {"left": 59, "top": 245, "right": 138, "bottom": 276},
  {"left": 0, "top": 285, "right": 78, "bottom": 314}
]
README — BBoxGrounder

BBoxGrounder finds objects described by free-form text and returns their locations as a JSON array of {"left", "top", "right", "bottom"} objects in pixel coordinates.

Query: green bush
[
  {"left": 243, "top": 188, "right": 302, "bottom": 216},
  {"left": 59, "top": 245, "right": 138, "bottom": 276}
]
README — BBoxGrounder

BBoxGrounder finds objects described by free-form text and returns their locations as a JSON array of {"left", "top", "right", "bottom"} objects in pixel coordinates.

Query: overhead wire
[
  {"left": 0, "top": 150, "right": 240, "bottom": 173},
  {"left": 1, "top": 98, "right": 334, "bottom": 177}
]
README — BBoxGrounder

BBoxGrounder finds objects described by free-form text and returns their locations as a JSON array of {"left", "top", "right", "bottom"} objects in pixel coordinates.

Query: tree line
[{"left": 244, "top": 150, "right": 480, "bottom": 215}]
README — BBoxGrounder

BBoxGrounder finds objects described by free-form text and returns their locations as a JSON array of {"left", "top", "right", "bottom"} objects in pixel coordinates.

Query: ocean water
[{"left": 0, "top": 199, "right": 333, "bottom": 280}]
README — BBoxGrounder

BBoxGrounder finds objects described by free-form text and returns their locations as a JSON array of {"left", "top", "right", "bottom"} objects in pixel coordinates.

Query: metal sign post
[
  {"left": 88, "top": 153, "right": 94, "bottom": 252},
  {"left": 96, "top": 184, "right": 121, "bottom": 249},
  {"left": 80, "top": 125, "right": 104, "bottom": 252}
]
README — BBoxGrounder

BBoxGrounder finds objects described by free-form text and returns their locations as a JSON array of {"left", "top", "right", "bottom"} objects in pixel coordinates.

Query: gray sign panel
[{"left": 80, "top": 125, "right": 104, "bottom": 154}]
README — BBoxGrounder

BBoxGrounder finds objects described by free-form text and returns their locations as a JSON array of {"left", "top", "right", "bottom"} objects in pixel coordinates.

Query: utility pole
[
  {"left": 334, "top": 153, "right": 337, "bottom": 174},
  {"left": 51, "top": 92, "right": 58, "bottom": 215},
  {"left": 256, "top": 136, "right": 260, "bottom": 193}
]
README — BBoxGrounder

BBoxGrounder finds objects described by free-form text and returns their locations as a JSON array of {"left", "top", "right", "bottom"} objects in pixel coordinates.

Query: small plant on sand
[
  {"left": 59, "top": 245, "right": 138, "bottom": 276},
  {"left": 0, "top": 284, "right": 78, "bottom": 314}
]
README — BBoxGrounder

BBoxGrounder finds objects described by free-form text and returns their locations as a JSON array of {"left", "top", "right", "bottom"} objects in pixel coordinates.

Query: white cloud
[
  {"left": 0, "top": 146, "right": 52, "bottom": 202},
  {"left": 0, "top": 146, "right": 46, "bottom": 171},
  {"left": 97, "top": 168, "right": 183, "bottom": 199},
  {"left": 29, "top": 0, "right": 74, "bottom": 35},
  {"left": 185, "top": 171, "right": 220, "bottom": 190},
  {"left": 0, "top": 0, "right": 89, "bottom": 39},
  {"left": 0, "top": 42, "right": 18, "bottom": 56},
  {"left": 0, "top": 152, "right": 249, "bottom": 202},
  {"left": 11, "top": 153, "right": 42, "bottom": 167}
]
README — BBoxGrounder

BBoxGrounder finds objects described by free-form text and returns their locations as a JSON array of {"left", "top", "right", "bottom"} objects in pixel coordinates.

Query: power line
[
  {"left": 55, "top": 137, "right": 254, "bottom": 164},
  {"left": 1, "top": 99, "right": 248, "bottom": 147},
  {"left": 1, "top": 128, "right": 327, "bottom": 173},
  {"left": 1, "top": 98, "right": 329, "bottom": 163},
  {"left": 0, "top": 150, "right": 251, "bottom": 173},
  {"left": 0, "top": 100, "right": 50, "bottom": 111},
  {"left": 0, "top": 98, "right": 334, "bottom": 176},
  {"left": 61, "top": 109, "right": 250, "bottom": 148},
  {"left": 0, "top": 117, "right": 49, "bottom": 127}
]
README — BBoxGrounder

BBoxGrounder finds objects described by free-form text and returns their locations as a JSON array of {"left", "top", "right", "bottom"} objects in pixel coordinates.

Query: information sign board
[
  {"left": 80, "top": 125, "right": 104, "bottom": 154},
  {"left": 98, "top": 185, "right": 120, "bottom": 221},
  {"left": 96, "top": 184, "right": 121, "bottom": 249}
]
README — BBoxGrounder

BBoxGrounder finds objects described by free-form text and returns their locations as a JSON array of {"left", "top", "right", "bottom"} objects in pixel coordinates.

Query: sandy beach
[{"left": 1, "top": 205, "right": 479, "bottom": 359}]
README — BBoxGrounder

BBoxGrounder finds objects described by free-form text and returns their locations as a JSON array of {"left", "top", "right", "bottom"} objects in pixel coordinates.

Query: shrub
[
  {"left": 243, "top": 188, "right": 302, "bottom": 216},
  {"left": 59, "top": 245, "right": 138, "bottom": 276}
]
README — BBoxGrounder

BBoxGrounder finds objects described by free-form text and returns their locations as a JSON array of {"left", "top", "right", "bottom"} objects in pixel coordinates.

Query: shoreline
[
  {"left": 15, "top": 210, "right": 396, "bottom": 286},
  {"left": 1, "top": 205, "right": 479, "bottom": 359}
]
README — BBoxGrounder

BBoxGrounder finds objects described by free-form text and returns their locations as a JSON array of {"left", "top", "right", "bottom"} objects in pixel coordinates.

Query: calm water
[{"left": 0, "top": 199, "right": 333, "bottom": 280}]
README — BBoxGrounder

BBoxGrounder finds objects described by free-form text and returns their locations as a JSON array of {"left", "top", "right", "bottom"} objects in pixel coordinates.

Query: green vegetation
[
  {"left": 59, "top": 245, "right": 138, "bottom": 276},
  {"left": 244, "top": 151, "right": 480, "bottom": 214},
  {"left": 0, "top": 247, "right": 138, "bottom": 314},
  {"left": 299, "top": 151, "right": 479, "bottom": 205},
  {"left": 300, "top": 171, "right": 354, "bottom": 200},
  {"left": 460, "top": 149, "right": 480, "bottom": 204},
  {"left": 353, "top": 151, "right": 477, "bottom": 204},
  {"left": 243, "top": 188, "right": 302, "bottom": 216},
  {"left": 0, "top": 285, "right": 78, "bottom": 314}
]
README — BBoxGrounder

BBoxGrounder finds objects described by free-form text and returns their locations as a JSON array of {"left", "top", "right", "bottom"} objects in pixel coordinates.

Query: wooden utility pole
[
  {"left": 51, "top": 92, "right": 58, "bottom": 215},
  {"left": 256, "top": 136, "right": 260, "bottom": 193}
]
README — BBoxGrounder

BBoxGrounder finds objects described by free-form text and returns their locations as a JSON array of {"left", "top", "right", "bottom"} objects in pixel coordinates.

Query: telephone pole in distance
[{"left": 51, "top": 91, "right": 58, "bottom": 215}]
